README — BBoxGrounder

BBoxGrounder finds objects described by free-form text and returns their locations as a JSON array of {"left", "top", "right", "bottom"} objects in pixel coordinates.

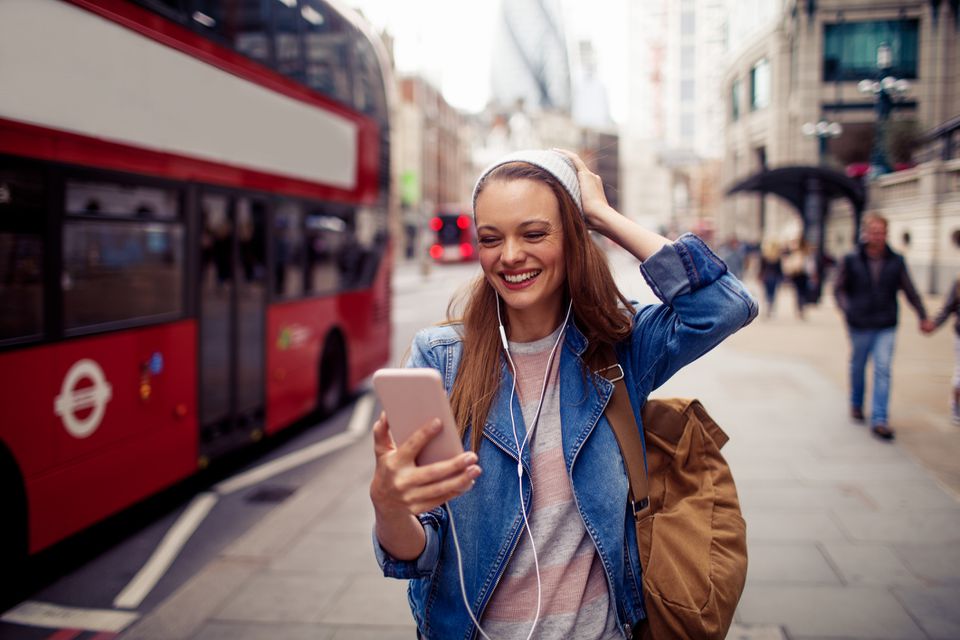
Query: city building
[
  {"left": 721, "top": 0, "right": 960, "bottom": 291},
  {"left": 622, "top": 0, "right": 729, "bottom": 238},
  {"left": 490, "top": 0, "right": 572, "bottom": 113},
  {"left": 394, "top": 75, "right": 468, "bottom": 261}
]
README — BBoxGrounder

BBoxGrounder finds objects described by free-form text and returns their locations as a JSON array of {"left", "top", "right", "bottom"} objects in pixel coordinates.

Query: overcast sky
[{"left": 346, "top": 0, "right": 627, "bottom": 122}]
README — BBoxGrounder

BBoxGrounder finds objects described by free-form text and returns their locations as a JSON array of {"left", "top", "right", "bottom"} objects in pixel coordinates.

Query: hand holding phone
[{"left": 372, "top": 368, "right": 465, "bottom": 465}]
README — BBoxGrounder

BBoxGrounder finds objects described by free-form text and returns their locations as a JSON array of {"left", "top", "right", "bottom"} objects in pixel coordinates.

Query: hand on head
[{"left": 552, "top": 148, "right": 614, "bottom": 230}]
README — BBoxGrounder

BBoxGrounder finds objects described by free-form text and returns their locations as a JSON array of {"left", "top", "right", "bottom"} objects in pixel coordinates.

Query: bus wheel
[
  {"left": 0, "top": 455, "right": 28, "bottom": 609},
  {"left": 318, "top": 332, "right": 347, "bottom": 418}
]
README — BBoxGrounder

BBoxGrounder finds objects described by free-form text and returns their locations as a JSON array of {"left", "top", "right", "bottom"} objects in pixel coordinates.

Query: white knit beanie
[{"left": 471, "top": 149, "right": 582, "bottom": 214}]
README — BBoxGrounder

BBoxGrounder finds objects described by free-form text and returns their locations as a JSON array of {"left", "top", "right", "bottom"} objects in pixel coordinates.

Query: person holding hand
[
  {"left": 369, "top": 149, "right": 757, "bottom": 639},
  {"left": 834, "top": 212, "right": 931, "bottom": 440},
  {"left": 924, "top": 274, "right": 960, "bottom": 425}
]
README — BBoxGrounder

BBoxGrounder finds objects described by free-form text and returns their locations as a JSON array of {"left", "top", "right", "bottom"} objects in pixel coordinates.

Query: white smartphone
[{"left": 372, "top": 368, "right": 465, "bottom": 465}]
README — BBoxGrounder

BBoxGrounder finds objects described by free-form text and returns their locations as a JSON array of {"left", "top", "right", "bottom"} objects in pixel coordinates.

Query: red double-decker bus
[{"left": 0, "top": 0, "right": 393, "bottom": 577}]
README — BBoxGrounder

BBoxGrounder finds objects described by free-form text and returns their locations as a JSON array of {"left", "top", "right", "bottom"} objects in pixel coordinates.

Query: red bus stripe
[
  {"left": 0, "top": 117, "right": 377, "bottom": 205},
  {"left": 45, "top": 630, "right": 82, "bottom": 640},
  {"left": 88, "top": 633, "right": 119, "bottom": 640}
]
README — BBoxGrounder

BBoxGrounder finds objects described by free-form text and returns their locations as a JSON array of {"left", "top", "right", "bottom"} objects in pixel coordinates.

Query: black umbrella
[
  {"left": 727, "top": 165, "right": 867, "bottom": 302},
  {"left": 727, "top": 165, "right": 865, "bottom": 215}
]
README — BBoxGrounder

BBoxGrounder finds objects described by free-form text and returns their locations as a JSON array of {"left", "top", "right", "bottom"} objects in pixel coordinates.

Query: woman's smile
[{"left": 501, "top": 269, "right": 542, "bottom": 288}]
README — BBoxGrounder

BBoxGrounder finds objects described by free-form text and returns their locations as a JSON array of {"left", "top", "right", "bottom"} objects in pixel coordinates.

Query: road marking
[
  {"left": 215, "top": 392, "right": 375, "bottom": 495},
  {"left": 109, "top": 394, "right": 376, "bottom": 610},
  {"left": 112, "top": 492, "right": 218, "bottom": 609},
  {"left": 1, "top": 602, "right": 138, "bottom": 633},
  {"left": 347, "top": 392, "right": 376, "bottom": 434}
]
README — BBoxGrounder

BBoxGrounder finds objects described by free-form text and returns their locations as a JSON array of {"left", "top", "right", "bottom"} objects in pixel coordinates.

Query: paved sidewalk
[{"left": 119, "top": 262, "right": 960, "bottom": 640}]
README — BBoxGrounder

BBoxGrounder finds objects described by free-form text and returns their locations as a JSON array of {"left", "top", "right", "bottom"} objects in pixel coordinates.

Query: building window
[
  {"left": 681, "top": 79, "right": 695, "bottom": 101},
  {"left": 823, "top": 20, "right": 919, "bottom": 81},
  {"left": 680, "top": 45, "right": 695, "bottom": 71},
  {"left": 750, "top": 58, "right": 770, "bottom": 110},
  {"left": 681, "top": 112, "right": 695, "bottom": 139},
  {"left": 731, "top": 78, "right": 741, "bottom": 121},
  {"left": 681, "top": 11, "right": 695, "bottom": 36}
]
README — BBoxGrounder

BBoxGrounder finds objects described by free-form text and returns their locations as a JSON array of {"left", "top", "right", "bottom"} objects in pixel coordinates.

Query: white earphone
[{"left": 447, "top": 293, "right": 573, "bottom": 640}]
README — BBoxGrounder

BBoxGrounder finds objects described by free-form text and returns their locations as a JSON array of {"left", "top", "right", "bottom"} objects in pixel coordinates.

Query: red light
[
  {"left": 429, "top": 217, "right": 443, "bottom": 231},
  {"left": 460, "top": 243, "right": 474, "bottom": 258},
  {"left": 457, "top": 215, "right": 471, "bottom": 229},
  {"left": 429, "top": 244, "right": 444, "bottom": 259}
]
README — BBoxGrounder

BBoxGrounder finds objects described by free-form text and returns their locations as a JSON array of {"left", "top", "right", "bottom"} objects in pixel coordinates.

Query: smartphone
[{"left": 372, "top": 368, "right": 465, "bottom": 465}]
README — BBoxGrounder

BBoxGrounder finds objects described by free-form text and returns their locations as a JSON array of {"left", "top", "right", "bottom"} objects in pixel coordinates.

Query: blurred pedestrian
[
  {"left": 719, "top": 236, "right": 745, "bottom": 279},
  {"left": 759, "top": 240, "right": 783, "bottom": 317},
  {"left": 368, "top": 148, "right": 757, "bottom": 639},
  {"left": 783, "top": 239, "right": 813, "bottom": 319},
  {"left": 923, "top": 274, "right": 960, "bottom": 424},
  {"left": 834, "top": 212, "right": 931, "bottom": 440}
]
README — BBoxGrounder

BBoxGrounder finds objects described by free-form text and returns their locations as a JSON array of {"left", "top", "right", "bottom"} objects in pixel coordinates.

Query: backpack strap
[{"left": 595, "top": 344, "right": 651, "bottom": 519}]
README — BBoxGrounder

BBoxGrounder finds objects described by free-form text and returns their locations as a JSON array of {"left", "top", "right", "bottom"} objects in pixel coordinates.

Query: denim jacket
[{"left": 374, "top": 234, "right": 757, "bottom": 640}]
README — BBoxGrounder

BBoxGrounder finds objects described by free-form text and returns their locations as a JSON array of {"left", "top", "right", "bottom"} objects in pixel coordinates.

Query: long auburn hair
[{"left": 448, "top": 162, "right": 636, "bottom": 451}]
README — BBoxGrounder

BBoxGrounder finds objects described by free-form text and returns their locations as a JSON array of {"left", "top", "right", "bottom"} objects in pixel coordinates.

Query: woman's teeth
[{"left": 503, "top": 271, "right": 540, "bottom": 283}]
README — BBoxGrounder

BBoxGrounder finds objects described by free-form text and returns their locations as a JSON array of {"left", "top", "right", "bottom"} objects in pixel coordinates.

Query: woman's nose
[{"left": 501, "top": 238, "right": 524, "bottom": 264}]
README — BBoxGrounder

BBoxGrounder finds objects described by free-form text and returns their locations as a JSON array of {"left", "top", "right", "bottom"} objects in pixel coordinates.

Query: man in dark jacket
[{"left": 834, "top": 212, "right": 933, "bottom": 440}]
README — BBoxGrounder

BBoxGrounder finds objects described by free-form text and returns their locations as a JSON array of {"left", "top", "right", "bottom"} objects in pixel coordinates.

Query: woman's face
[{"left": 474, "top": 178, "right": 566, "bottom": 322}]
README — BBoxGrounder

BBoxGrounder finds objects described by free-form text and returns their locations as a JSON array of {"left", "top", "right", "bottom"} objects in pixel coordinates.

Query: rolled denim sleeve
[
  {"left": 630, "top": 233, "right": 758, "bottom": 395},
  {"left": 373, "top": 509, "right": 443, "bottom": 579},
  {"left": 640, "top": 233, "right": 729, "bottom": 305}
]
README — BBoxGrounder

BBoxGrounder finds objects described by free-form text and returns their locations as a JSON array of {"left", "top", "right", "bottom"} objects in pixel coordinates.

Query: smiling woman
[{"left": 369, "top": 148, "right": 758, "bottom": 640}]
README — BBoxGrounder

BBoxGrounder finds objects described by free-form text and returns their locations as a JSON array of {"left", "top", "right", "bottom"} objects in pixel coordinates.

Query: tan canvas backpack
[{"left": 599, "top": 356, "right": 747, "bottom": 639}]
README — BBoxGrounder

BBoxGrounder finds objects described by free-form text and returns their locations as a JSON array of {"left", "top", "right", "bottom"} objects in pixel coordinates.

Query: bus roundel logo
[{"left": 54, "top": 359, "right": 114, "bottom": 439}]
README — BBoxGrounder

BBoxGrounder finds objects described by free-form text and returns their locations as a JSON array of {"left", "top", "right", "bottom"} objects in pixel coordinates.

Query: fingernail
[
  {"left": 431, "top": 419, "right": 442, "bottom": 432},
  {"left": 468, "top": 465, "right": 482, "bottom": 478},
  {"left": 462, "top": 452, "right": 478, "bottom": 464}
]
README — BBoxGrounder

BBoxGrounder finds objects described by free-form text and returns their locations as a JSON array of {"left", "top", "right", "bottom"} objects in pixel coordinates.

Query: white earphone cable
[{"left": 446, "top": 296, "right": 572, "bottom": 640}]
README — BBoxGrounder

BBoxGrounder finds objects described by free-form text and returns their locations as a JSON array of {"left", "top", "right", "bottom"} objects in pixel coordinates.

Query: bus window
[
  {"left": 303, "top": 0, "right": 352, "bottom": 105},
  {"left": 275, "top": 0, "right": 304, "bottom": 81},
  {"left": 352, "top": 32, "right": 387, "bottom": 122},
  {"left": 273, "top": 201, "right": 305, "bottom": 299},
  {"left": 305, "top": 205, "right": 347, "bottom": 295},
  {"left": 190, "top": 0, "right": 272, "bottom": 66},
  {"left": 63, "top": 180, "right": 184, "bottom": 332},
  {"left": 0, "top": 168, "right": 45, "bottom": 342}
]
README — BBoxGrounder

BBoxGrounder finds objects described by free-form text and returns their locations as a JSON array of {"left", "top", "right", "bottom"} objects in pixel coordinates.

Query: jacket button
[{"left": 623, "top": 622, "right": 633, "bottom": 639}]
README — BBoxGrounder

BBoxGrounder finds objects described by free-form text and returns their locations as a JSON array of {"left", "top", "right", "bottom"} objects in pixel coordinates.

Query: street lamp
[
  {"left": 801, "top": 119, "right": 843, "bottom": 165},
  {"left": 857, "top": 42, "right": 910, "bottom": 178}
]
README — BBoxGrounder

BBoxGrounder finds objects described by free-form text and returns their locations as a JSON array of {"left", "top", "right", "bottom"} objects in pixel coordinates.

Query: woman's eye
[
  {"left": 524, "top": 232, "right": 546, "bottom": 241},
  {"left": 478, "top": 236, "right": 500, "bottom": 246}
]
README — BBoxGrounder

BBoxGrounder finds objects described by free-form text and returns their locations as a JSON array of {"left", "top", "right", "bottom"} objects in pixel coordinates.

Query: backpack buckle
[
  {"left": 631, "top": 497, "right": 649, "bottom": 518},
  {"left": 597, "top": 363, "right": 624, "bottom": 383}
]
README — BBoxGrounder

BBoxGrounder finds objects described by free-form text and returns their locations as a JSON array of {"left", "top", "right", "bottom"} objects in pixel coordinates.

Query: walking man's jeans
[{"left": 848, "top": 327, "right": 897, "bottom": 426}]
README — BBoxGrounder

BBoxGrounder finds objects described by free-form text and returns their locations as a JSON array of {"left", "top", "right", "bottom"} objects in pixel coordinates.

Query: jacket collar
[
  {"left": 565, "top": 318, "right": 589, "bottom": 355},
  {"left": 480, "top": 318, "right": 612, "bottom": 469},
  {"left": 857, "top": 241, "right": 893, "bottom": 261}
]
